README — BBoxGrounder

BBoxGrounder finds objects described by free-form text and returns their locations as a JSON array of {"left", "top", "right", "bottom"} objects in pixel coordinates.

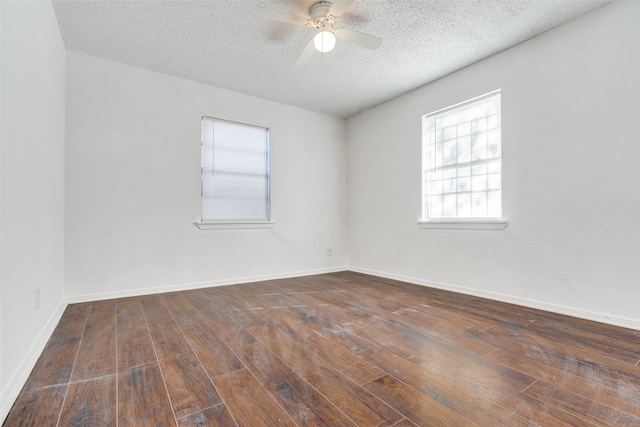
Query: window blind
[
  {"left": 422, "top": 91, "right": 502, "bottom": 219},
  {"left": 201, "top": 117, "right": 270, "bottom": 221}
]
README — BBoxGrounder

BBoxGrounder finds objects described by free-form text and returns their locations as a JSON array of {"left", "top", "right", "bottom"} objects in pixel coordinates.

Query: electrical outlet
[
  {"left": 327, "top": 248, "right": 333, "bottom": 257},
  {"left": 35, "top": 288, "right": 40, "bottom": 309}
]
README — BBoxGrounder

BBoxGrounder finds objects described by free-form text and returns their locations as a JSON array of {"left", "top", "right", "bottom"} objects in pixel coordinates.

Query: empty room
[{"left": 1, "top": 0, "right": 639, "bottom": 425}]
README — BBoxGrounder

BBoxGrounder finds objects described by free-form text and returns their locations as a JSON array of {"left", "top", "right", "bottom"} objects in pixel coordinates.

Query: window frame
[
  {"left": 419, "top": 90, "right": 507, "bottom": 230},
  {"left": 197, "top": 116, "right": 274, "bottom": 230}
]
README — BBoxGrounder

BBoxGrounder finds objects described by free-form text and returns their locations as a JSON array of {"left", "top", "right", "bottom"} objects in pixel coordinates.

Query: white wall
[
  {"left": 0, "top": 0, "right": 67, "bottom": 417},
  {"left": 347, "top": 1, "right": 640, "bottom": 328},
  {"left": 64, "top": 51, "right": 348, "bottom": 300}
]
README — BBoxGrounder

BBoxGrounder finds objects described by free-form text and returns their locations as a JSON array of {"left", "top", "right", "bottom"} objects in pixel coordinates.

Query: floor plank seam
[
  {"left": 520, "top": 378, "right": 538, "bottom": 394},
  {"left": 140, "top": 301, "right": 180, "bottom": 427},
  {"left": 234, "top": 314, "right": 363, "bottom": 426},
  {"left": 481, "top": 348, "right": 499, "bottom": 358},
  {"left": 359, "top": 373, "right": 388, "bottom": 388},
  {"left": 175, "top": 402, "right": 226, "bottom": 423},
  {"left": 54, "top": 302, "right": 92, "bottom": 427},
  {"left": 204, "top": 371, "right": 247, "bottom": 427},
  {"left": 298, "top": 344, "right": 402, "bottom": 424},
  {"left": 195, "top": 292, "right": 298, "bottom": 425},
  {"left": 225, "top": 351, "right": 300, "bottom": 426},
  {"left": 170, "top": 301, "right": 237, "bottom": 425}
]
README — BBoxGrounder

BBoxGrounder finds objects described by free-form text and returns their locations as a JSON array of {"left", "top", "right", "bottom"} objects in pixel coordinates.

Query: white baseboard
[
  {"left": 66, "top": 266, "right": 349, "bottom": 304},
  {"left": 348, "top": 266, "right": 640, "bottom": 331},
  {"left": 1, "top": 298, "right": 68, "bottom": 423}
]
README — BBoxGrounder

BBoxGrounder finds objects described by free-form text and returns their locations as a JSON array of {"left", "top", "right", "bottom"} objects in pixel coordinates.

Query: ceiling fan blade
[
  {"left": 257, "top": 7, "right": 311, "bottom": 27},
  {"left": 295, "top": 38, "right": 316, "bottom": 65},
  {"left": 328, "top": 0, "right": 354, "bottom": 19},
  {"left": 335, "top": 28, "right": 382, "bottom": 50}
]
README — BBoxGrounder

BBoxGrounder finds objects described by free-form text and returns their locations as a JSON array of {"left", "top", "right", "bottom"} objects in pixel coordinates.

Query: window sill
[
  {"left": 418, "top": 219, "right": 508, "bottom": 230},
  {"left": 196, "top": 221, "right": 275, "bottom": 230}
]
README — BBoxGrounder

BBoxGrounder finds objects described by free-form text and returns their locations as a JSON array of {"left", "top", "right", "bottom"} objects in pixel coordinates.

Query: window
[
  {"left": 421, "top": 90, "right": 505, "bottom": 229},
  {"left": 199, "top": 117, "right": 271, "bottom": 228}
]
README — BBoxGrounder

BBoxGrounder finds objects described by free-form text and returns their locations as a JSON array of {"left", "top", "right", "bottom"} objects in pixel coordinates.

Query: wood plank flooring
[{"left": 4, "top": 271, "right": 640, "bottom": 426}]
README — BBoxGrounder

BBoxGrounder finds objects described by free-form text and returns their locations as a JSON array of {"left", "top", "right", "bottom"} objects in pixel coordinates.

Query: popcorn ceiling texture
[{"left": 51, "top": 0, "right": 608, "bottom": 119}]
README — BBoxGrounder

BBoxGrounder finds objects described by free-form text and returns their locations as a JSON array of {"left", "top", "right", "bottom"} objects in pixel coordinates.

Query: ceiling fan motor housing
[
  {"left": 257, "top": 0, "right": 382, "bottom": 64},
  {"left": 310, "top": 1, "right": 334, "bottom": 30}
]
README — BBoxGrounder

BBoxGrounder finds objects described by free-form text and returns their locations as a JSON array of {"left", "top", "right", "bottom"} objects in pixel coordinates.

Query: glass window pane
[
  {"left": 429, "top": 196, "right": 443, "bottom": 218},
  {"left": 472, "top": 133, "right": 488, "bottom": 160},
  {"left": 472, "top": 175, "right": 488, "bottom": 191},
  {"left": 472, "top": 164, "right": 487, "bottom": 175},
  {"left": 429, "top": 179, "right": 443, "bottom": 195},
  {"left": 487, "top": 114, "right": 500, "bottom": 130},
  {"left": 472, "top": 192, "right": 488, "bottom": 218},
  {"left": 430, "top": 168, "right": 444, "bottom": 182},
  {"left": 472, "top": 117, "right": 488, "bottom": 133},
  {"left": 442, "top": 125, "right": 456, "bottom": 141},
  {"left": 457, "top": 136, "right": 471, "bottom": 163},
  {"left": 458, "top": 166, "right": 471, "bottom": 177},
  {"left": 443, "top": 140, "right": 458, "bottom": 165},
  {"left": 488, "top": 160, "right": 500, "bottom": 173},
  {"left": 443, "top": 194, "right": 457, "bottom": 218},
  {"left": 457, "top": 121, "right": 471, "bottom": 137},
  {"left": 487, "top": 190, "right": 502, "bottom": 217},
  {"left": 488, "top": 173, "right": 501, "bottom": 190},
  {"left": 444, "top": 168, "right": 457, "bottom": 179},
  {"left": 458, "top": 177, "right": 470, "bottom": 192},
  {"left": 444, "top": 178, "right": 457, "bottom": 193},
  {"left": 435, "top": 142, "right": 444, "bottom": 168},
  {"left": 422, "top": 91, "right": 501, "bottom": 220},
  {"left": 458, "top": 193, "right": 471, "bottom": 217},
  {"left": 201, "top": 117, "right": 269, "bottom": 221}
]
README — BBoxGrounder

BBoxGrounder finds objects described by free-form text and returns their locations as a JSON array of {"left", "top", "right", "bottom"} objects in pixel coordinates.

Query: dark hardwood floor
[{"left": 4, "top": 271, "right": 640, "bottom": 426}]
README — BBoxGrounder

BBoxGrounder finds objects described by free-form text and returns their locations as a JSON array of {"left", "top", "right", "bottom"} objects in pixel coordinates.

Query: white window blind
[
  {"left": 422, "top": 91, "right": 502, "bottom": 220},
  {"left": 201, "top": 117, "right": 270, "bottom": 222}
]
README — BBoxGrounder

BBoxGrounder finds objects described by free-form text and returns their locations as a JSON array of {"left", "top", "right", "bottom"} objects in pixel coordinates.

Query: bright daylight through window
[
  {"left": 422, "top": 91, "right": 502, "bottom": 223},
  {"left": 201, "top": 117, "right": 270, "bottom": 223}
]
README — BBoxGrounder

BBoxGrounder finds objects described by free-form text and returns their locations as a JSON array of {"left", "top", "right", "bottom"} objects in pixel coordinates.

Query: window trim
[
  {"left": 418, "top": 219, "right": 507, "bottom": 230},
  {"left": 196, "top": 220, "right": 275, "bottom": 230},
  {"left": 199, "top": 116, "right": 271, "bottom": 226},
  {"left": 420, "top": 90, "right": 504, "bottom": 228}
]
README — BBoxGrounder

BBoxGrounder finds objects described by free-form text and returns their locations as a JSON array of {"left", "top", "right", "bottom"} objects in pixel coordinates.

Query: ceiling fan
[{"left": 258, "top": 0, "right": 382, "bottom": 65}]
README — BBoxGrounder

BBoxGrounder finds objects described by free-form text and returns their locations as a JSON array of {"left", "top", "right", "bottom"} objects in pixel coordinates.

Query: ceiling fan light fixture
[{"left": 313, "top": 30, "right": 336, "bottom": 53}]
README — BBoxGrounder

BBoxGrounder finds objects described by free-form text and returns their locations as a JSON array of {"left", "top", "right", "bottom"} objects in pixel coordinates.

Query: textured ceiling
[{"left": 52, "top": 0, "right": 609, "bottom": 119}]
